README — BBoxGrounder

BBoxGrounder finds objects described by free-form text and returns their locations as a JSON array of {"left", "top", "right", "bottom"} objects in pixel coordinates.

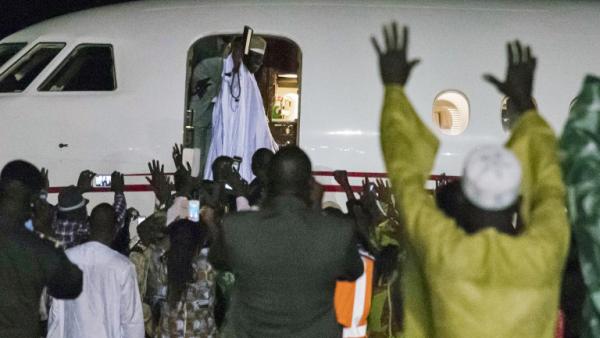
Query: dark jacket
[
  {"left": 0, "top": 226, "right": 83, "bottom": 338},
  {"left": 209, "top": 195, "right": 363, "bottom": 338}
]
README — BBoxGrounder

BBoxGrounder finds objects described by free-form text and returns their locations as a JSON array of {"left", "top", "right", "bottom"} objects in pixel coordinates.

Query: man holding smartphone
[{"left": 53, "top": 170, "right": 127, "bottom": 248}]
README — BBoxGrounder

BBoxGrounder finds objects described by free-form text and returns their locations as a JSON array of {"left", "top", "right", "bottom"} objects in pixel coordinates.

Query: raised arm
[
  {"left": 111, "top": 171, "right": 127, "bottom": 231},
  {"left": 374, "top": 23, "right": 464, "bottom": 268},
  {"left": 485, "top": 42, "right": 569, "bottom": 267}
]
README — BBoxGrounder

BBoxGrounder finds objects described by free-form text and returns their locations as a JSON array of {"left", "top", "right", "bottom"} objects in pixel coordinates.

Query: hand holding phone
[
  {"left": 242, "top": 26, "right": 254, "bottom": 55},
  {"left": 188, "top": 200, "right": 200, "bottom": 222},
  {"left": 93, "top": 175, "right": 112, "bottom": 188}
]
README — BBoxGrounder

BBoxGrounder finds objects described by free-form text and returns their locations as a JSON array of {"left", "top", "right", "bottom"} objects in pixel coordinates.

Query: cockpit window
[
  {"left": 39, "top": 44, "right": 116, "bottom": 91},
  {"left": 0, "top": 43, "right": 27, "bottom": 68},
  {"left": 0, "top": 42, "right": 65, "bottom": 93}
]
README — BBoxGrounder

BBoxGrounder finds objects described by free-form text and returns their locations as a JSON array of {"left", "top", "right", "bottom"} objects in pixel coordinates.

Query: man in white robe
[
  {"left": 204, "top": 36, "right": 278, "bottom": 181},
  {"left": 47, "top": 203, "right": 144, "bottom": 338}
]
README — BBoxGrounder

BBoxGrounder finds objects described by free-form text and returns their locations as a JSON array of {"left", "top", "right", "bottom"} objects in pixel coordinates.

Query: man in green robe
[{"left": 373, "top": 22, "right": 569, "bottom": 337}]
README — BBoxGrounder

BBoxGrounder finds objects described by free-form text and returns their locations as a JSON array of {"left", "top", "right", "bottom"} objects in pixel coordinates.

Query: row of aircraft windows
[
  {"left": 0, "top": 42, "right": 116, "bottom": 93},
  {"left": 433, "top": 91, "right": 541, "bottom": 134},
  {"left": 0, "top": 42, "right": 573, "bottom": 136}
]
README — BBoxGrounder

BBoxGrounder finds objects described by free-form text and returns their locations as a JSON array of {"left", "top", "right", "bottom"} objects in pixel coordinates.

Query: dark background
[{"left": 1, "top": 0, "right": 135, "bottom": 39}]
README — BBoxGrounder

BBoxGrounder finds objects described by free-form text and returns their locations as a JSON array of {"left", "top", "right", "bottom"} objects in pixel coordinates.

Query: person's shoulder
[
  {"left": 314, "top": 211, "right": 354, "bottom": 227},
  {"left": 12, "top": 230, "right": 64, "bottom": 255},
  {"left": 223, "top": 210, "right": 261, "bottom": 226}
]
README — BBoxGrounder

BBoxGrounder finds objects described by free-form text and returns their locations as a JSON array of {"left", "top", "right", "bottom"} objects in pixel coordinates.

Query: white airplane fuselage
[{"left": 0, "top": 0, "right": 598, "bottom": 214}]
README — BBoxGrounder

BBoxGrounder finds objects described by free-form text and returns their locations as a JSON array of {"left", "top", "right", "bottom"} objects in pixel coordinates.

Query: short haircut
[
  {"left": 252, "top": 148, "right": 274, "bottom": 174},
  {"left": 0, "top": 160, "right": 43, "bottom": 193},
  {"left": 89, "top": 203, "right": 116, "bottom": 239},
  {"left": 267, "top": 146, "right": 312, "bottom": 199}
]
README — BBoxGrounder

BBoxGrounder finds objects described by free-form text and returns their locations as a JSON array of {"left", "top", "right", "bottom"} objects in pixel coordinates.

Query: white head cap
[{"left": 461, "top": 145, "right": 522, "bottom": 211}]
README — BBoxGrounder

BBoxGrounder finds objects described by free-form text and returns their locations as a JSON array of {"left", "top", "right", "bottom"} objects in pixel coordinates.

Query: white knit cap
[{"left": 461, "top": 145, "right": 522, "bottom": 211}]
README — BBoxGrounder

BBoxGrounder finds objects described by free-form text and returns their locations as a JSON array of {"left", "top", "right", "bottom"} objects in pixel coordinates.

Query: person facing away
[
  {"left": 0, "top": 160, "right": 83, "bottom": 338},
  {"left": 129, "top": 212, "right": 168, "bottom": 337},
  {"left": 247, "top": 148, "right": 274, "bottom": 206},
  {"left": 209, "top": 145, "right": 364, "bottom": 338},
  {"left": 47, "top": 203, "right": 144, "bottom": 338},
  {"left": 53, "top": 170, "right": 127, "bottom": 248},
  {"left": 157, "top": 219, "right": 216, "bottom": 338},
  {"left": 373, "top": 23, "right": 569, "bottom": 337}
]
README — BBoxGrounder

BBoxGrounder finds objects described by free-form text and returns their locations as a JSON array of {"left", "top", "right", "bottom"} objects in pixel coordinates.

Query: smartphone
[
  {"left": 242, "top": 26, "right": 253, "bottom": 55},
  {"left": 93, "top": 175, "right": 111, "bottom": 188},
  {"left": 188, "top": 200, "right": 200, "bottom": 222},
  {"left": 232, "top": 156, "right": 242, "bottom": 172}
]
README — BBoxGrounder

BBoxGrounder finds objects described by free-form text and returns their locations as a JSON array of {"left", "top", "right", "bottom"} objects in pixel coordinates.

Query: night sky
[{"left": 1, "top": 0, "right": 135, "bottom": 39}]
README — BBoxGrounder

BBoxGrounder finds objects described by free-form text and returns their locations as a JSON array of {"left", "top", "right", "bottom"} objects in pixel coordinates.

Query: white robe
[
  {"left": 47, "top": 241, "right": 145, "bottom": 338},
  {"left": 204, "top": 55, "right": 278, "bottom": 181}
]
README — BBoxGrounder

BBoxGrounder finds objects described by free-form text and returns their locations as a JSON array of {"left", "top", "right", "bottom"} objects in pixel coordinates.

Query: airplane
[{"left": 0, "top": 0, "right": 598, "bottom": 215}]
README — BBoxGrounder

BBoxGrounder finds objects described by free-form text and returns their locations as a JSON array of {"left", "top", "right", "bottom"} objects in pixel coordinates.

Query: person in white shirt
[{"left": 47, "top": 203, "right": 145, "bottom": 338}]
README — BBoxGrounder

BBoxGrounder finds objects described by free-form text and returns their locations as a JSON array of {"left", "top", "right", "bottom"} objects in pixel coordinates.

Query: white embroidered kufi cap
[
  {"left": 461, "top": 145, "right": 522, "bottom": 211},
  {"left": 249, "top": 36, "right": 267, "bottom": 55}
]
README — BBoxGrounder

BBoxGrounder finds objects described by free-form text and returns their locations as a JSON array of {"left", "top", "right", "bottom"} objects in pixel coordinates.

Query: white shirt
[{"left": 47, "top": 241, "right": 145, "bottom": 338}]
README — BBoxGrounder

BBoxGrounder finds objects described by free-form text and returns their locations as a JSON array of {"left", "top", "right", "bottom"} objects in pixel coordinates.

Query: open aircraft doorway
[{"left": 183, "top": 33, "right": 302, "bottom": 174}]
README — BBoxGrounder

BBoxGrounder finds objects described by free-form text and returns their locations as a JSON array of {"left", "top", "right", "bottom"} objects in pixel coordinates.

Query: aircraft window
[
  {"left": 184, "top": 34, "right": 302, "bottom": 171},
  {"left": 501, "top": 96, "right": 537, "bottom": 131},
  {"left": 432, "top": 90, "right": 469, "bottom": 136},
  {"left": 0, "top": 43, "right": 27, "bottom": 68},
  {"left": 39, "top": 44, "right": 116, "bottom": 91},
  {"left": 0, "top": 42, "right": 65, "bottom": 93}
]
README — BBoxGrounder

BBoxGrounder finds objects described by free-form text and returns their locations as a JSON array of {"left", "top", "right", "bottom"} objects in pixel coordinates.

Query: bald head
[
  {"left": 267, "top": 146, "right": 312, "bottom": 203},
  {"left": 90, "top": 203, "right": 117, "bottom": 244}
]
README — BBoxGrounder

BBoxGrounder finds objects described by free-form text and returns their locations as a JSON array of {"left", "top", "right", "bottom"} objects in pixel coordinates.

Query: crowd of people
[{"left": 0, "top": 22, "right": 599, "bottom": 338}]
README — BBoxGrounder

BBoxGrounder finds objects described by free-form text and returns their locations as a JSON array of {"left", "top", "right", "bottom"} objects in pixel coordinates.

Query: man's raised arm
[
  {"left": 373, "top": 23, "right": 464, "bottom": 266},
  {"left": 485, "top": 42, "right": 569, "bottom": 266}
]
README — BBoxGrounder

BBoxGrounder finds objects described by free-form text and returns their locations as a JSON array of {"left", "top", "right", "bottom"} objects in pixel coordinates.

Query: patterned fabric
[
  {"left": 130, "top": 242, "right": 157, "bottom": 337},
  {"left": 52, "top": 192, "right": 126, "bottom": 248},
  {"left": 559, "top": 75, "right": 600, "bottom": 338},
  {"left": 157, "top": 248, "right": 216, "bottom": 338},
  {"left": 146, "top": 245, "right": 168, "bottom": 306},
  {"left": 52, "top": 218, "right": 90, "bottom": 249},
  {"left": 368, "top": 201, "right": 404, "bottom": 338}
]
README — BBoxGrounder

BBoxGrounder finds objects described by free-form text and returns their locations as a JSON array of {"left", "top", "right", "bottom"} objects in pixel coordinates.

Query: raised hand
[
  {"left": 32, "top": 199, "right": 54, "bottom": 236},
  {"left": 40, "top": 167, "right": 49, "bottom": 192},
  {"left": 371, "top": 22, "right": 420, "bottom": 86},
  {"left": 333, "top": 170, "right": 356, "bottom": 201},
  {"left": 76, "top": 170, "right": 96, "bottom": 193},
  {"left": 375, "top": 178, "right": 393, "bottom": 204},
  {"left": 484, "top": 41, "right": 536, "bottom": 114},
  {"left": 111, "top": 171, "right": 125, "bottom": 194},
  {"left": 146, "top": 160, "right": 174, "bottom": 205},
  {"left": 172, "top": 143, "right": 184, "bottom": 170},
  {"left": 174, "top": 161, "right": 193, "bottom": 194},
  {"left": 333, "top": 170, "right": 349, "bottom": 187},
  {"left": 225, "top": 167, "right": 249, "bottom": 197}
]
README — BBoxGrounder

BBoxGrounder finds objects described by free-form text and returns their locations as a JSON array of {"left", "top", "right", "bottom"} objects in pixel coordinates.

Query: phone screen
[
  {"left": 232, "top": 156, "right": 242, "bottom": 171},
  {"left": 242, "top": 26, "right": 253, "bottom": 55},
  {"left": 93, "top": 175, "right": 111, "bottom": 188},
  {"left": 188, "top": 200, "right": 200, "bottom": 222}
]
